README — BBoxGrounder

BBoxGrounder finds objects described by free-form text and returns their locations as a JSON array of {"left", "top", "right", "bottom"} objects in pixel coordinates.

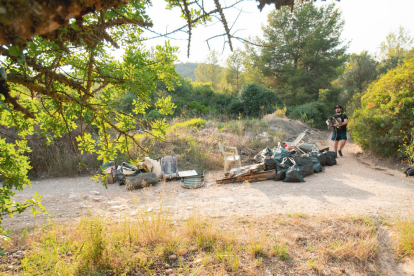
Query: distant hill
[{"left": 174, "top": 62, "right": 199, "bottom": 81}]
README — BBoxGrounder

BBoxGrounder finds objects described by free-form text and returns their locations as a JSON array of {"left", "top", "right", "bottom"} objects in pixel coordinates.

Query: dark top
[{"left": 331, "top": 113, "right": 348, "bottom": 133}]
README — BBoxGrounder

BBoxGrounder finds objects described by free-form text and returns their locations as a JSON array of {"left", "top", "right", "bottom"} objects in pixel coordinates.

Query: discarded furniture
[{"left": 218, "top": 143, "right": 241, "bottom": 173}]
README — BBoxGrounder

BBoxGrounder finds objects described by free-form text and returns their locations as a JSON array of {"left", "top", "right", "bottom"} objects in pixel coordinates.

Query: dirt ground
[
  {"left": 3, "top": 132, "right": 414, "bottom": 274},
  {"left": 4, "top": 134, "right": 414, "bottom": 228}
]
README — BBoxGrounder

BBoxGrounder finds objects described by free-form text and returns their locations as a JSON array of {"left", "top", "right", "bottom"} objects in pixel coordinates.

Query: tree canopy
[{"left": 256, "top": 2, "right": 347, "bottom": 105}]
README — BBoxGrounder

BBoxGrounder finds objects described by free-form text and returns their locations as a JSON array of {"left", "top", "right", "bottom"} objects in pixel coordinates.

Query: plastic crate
[{"left": 180, "top": 171, "right": 204, "bottom": 189}]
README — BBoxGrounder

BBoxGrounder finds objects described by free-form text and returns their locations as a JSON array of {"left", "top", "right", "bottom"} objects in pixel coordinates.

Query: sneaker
[{"left": 338, "top": 150, "right": 343, "bottom": 157}]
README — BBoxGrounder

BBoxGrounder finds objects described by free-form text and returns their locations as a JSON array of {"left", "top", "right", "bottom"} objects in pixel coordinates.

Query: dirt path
[
  {"left": 3, "top": 135, "right": 414, "bottom": 274},
  {"left": 4, "top": 136, "right": 414, "bottom": 232}
]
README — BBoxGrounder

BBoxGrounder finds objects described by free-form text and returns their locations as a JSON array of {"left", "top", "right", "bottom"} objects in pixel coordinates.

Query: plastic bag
[
  {"left": 274, "top": 157, "right": 293, "bottom": 181},
  {"left": 317, "top": 153, "right": 326, "bottom": 166},
  {"left": 272, "top": 146, "right": 291, "bottom": 161},
  {"left": 309, "top": 152, "right": 325, "bottom": 173},
  {"left": 283, "top": 158, "right": 305, "bottom": 182},
  {"left": 264, "top": 158, "right": 278, "bottom": 171},
  {"left": 325, "top": 156, "right": 337, "bottom": 166},
  {"left": 294, "top": 156, "right": 314, "bottom": 177}
]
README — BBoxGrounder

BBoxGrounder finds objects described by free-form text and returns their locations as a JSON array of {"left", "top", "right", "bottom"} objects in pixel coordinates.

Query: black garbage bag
[
  {"left": 273, "top": 146, "right": 291, "bottom": 161},
  {"left": 325, "top": 156, "right": 337, "bottom": 166},
  {"left": 323, "top": 151, "right": 338, "bottom": 159},
  {"left": 404, "top": 167, "right": 414, "bottom": 177},
  {"left": 264, "top": 158, "right": 278, "bottom": 171},
  {"left": 309, "top": 152, "right": 325, "bottom": 173},
  {"left": 283, "top": 158, "right": 305, "bottom": 182},
  {"left": 274, "top": 157, "right": 293, "bottom": 181},
  {"left": 293, "top": 155, "right": 314, "bottom": 177},
  {"left": 317, "top": 153, "right": 327, "bottom": 166}
]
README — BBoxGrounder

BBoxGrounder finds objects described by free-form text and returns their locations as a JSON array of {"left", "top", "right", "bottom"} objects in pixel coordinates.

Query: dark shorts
[{"left": 332, "top": 132, "right": 347, "bottom": 141}]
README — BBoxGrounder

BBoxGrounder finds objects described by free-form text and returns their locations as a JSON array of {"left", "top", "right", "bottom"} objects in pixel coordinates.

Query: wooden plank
[
  {"left": 217, "top": 170, "right": 276, "bottom": 184},
  {"left": 225, "top": 163, "right": 265, "bottom": 178}
]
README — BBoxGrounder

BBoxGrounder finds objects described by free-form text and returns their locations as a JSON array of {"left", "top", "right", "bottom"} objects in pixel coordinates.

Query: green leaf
[
  {"left": 9, "top": 46, "right": 20, "bottom": 57},
  {"left": 0, "top": 67, "right": 7, "bottom": 81},
  {"left": 0, "top": 100, "right": 11, "bottom": 112},
  {"left": 71, "top": 23, "right": 80, "bottom": 31}
]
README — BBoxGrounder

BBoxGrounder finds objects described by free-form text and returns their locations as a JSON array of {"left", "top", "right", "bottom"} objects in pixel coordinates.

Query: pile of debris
[
  {"left": 217, "top": 146, "right": 338, "bottom": 184},
  {"left": 217, "top": 130, "right": 337, "bottom": 184},
  {"left": 98, "top": 156, "right": 204, "bottom": 190}
]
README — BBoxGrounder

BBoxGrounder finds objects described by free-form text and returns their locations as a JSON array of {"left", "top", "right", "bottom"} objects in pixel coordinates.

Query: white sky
[{"left": 140, "top": 0, "right": 414, "bottom": 65}]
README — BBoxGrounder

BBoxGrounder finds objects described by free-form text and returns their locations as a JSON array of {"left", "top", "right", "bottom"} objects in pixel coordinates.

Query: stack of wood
[{"left": 217, "top": 163, "right": 275, "bottom": 184}]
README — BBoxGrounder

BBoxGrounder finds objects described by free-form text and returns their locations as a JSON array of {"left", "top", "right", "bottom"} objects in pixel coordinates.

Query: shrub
[
  {"left": 239, "top": 83, "right": 283, "bottom": 117},
  {"left": 146, "top": 109, "right": 165, "bottom": 120},
  {"left": 187, "top": 101, "right": 209, "bottom": 114},
  {"left": 287, "top": 101, "right": 331, "bottom": 128},
  {"left": 349, "top": 58, "right": 414, "bottom": 156}
]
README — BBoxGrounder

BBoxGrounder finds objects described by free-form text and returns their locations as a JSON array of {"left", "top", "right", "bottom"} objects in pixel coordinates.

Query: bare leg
[
  {"left": 339, "top": 139, "right": 346, "bottom": 150},
  {"left": 333, "top": 140, "right": 338, "bottom": 152}
]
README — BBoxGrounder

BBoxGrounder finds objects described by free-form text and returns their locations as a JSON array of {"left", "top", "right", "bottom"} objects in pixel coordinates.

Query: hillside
[
  {"left": 1, "top": 116, "right": 414, "bottom": 275},
  {"left": 174, "top": 62, "right": 199, "bottom": 81}
]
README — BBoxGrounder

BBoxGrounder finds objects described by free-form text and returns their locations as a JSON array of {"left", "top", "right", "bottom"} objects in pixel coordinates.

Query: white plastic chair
[{"left": 218, "top": 143, "right": 242, "bottom": 173}]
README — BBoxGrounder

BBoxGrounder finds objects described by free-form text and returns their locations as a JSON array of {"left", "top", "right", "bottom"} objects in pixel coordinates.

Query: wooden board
[
  {"left": 217, "top": 170, "right": 276, "bottom": 184},
  {"left": 224, "top": 163, "right": 265, "bottom": 178}
]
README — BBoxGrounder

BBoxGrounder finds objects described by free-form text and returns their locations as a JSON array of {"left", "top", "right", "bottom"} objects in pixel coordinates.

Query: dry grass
[
  {"left": 1, "top": 115, "right": 312, "bottom": 179},
  {"left": 0, "top": 207, "right": 385, "bottom": 275},
  {"left": 134, "top": 116, "right": 294, "bottom": 172},
  {"left": 394, "top": 215, "right": 414, "bottom": 259}
]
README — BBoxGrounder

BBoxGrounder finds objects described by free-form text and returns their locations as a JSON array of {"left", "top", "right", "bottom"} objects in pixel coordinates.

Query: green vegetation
[
  {"left": 349, "top": 58, "right": 414, "bottom": 157},
  {"left": 2, "top": 0, "right": 414, "bottom": 256},
  {"left": 167, "top": 118, "right": 206, "bottom": 133},
  {"left": 257, "top": 2, "right": 347, "bottom": 106}
]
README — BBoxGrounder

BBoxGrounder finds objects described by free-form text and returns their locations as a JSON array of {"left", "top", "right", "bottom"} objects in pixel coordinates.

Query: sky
[{"left": 140, "top": 0, "right": 414, "bottom": 65}]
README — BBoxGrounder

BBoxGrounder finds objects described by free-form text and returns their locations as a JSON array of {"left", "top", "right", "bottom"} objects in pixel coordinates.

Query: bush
[
  {"left": 349, "top": 59, "right": 414, "bottom": 156},
  {"left": 287, "top": 101, "right": 331, "bottom": 128},
  {"left": 146, "top": 109, "right": 165, "bottom": 120},
  {"left": 187, "top": 101, "right": 209, "bottom": 114},
  {"left": 239, "top": 83, "right": 283, "bottom": 117}
]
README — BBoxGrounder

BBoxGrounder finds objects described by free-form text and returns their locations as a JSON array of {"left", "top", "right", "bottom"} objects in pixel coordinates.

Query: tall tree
[
  {"left": 194, "top": 50, "right": 223, "bottom": 90},
  {"left": 333, "top": 51, "right": 379, "bottom": 108},
  {"left": 224, "top": 49, "right": 244, "bottom": 91},
  {"left": 257, "top": 2, "right": 347, "bottom": 105},
  {"left": 378, "top": 26, "right": 413, "bottom": 73},
  {"left": 241, "top": 45, "right": 273, "bottom": 89}
]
